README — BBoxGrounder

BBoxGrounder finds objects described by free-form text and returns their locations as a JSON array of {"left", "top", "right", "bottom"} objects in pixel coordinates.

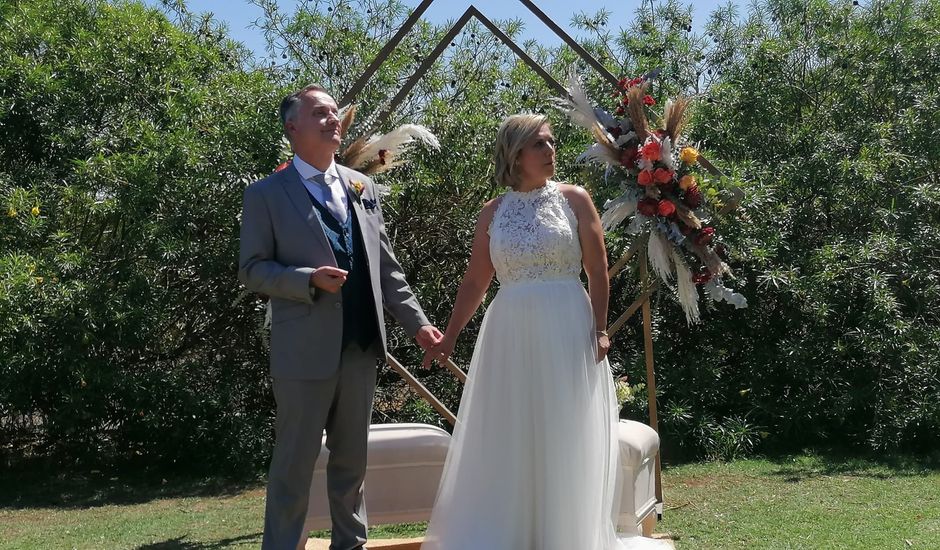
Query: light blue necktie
[{"left": 310, "top": 172, "right": 347, "bottom": 223}]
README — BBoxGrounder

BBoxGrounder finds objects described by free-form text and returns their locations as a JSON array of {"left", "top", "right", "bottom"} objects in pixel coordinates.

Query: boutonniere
[{"left": 350, "top": 180, "right": 365, "bottom": 196}]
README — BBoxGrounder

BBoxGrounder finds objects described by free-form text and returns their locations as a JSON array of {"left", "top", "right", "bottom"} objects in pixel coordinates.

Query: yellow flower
[
  {"left": 34, "top": 276, "right": 44, "bottom": 284},
  {"left": 30, "top": 206, "right": 40, "bottom": 217},
  {"left": 7, "top": 207, "right": 16, "bottom": 218},
  {"left": 679, "top": 147, "right": 699, "bottom": 165},
  {"left": 351, "top": 180, "right": 365, "bottom": 195},
  {"left": 679, "top": 174, "right": 696, "bottom": 191}
]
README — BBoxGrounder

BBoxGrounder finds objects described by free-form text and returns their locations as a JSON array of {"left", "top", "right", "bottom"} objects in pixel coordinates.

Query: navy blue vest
[{"left": 307, "top": 190, "right": 379, "bottom": 351}]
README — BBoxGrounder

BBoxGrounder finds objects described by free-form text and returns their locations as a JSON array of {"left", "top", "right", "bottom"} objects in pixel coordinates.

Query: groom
[{"left": 238, "top": 84, "right": 442, "bottom": 550}]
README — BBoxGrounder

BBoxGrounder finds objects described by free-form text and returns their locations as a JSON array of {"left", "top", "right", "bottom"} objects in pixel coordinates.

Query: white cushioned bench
[
  {"left": 302, "top": 423, "right": 451, "bottom": 534},
  {"left": 302, "top": 420, "right": 660, "bottom": 541},
  {"left": 616, "top": 419, "right": 661, "bottom": 535}
]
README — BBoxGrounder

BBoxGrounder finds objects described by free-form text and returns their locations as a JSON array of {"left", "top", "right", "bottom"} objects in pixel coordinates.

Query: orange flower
[
  {"left": 679, "top": 174, "right": 696, "bottom": 190},
  {"left": 680, "top": 147, "right": 699, "bottom": 165},
  {"left": 657, "top": 199, "right": 676, "bottom": 217},
  {"left": 653, "top": 168, "right": 674, "bottom": 184},
  {"left": 637, "top": 170, "right": 654, "bottom": 186},
  {"left": 640, "top": 141, "right": 661, "bottom": 162}
]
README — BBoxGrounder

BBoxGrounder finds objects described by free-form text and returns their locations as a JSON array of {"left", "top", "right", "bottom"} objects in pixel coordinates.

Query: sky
[{"left": 142, "top": 0, "right": 743, "bottom": 61}]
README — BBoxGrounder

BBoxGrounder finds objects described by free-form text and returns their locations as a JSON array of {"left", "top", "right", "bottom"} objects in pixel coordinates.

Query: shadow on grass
[
  {"left": 661, "top": 447, "right": 940, "bottom": 483},
  {"left": 135, "top": 533, "right": 262, "bottom": 549},
  {"left": 0, "top": 458, "right": 264, "bottom": 510},
  {"left": 669, "top": 446, "right": 940, "bottom": 485},
  {"left": 765, "top": 449, "right": 940, "bottom": 483}
]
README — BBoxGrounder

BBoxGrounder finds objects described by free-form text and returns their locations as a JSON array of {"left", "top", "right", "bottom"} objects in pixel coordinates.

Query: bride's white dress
[{"left": 422, "top": 182, "right": 669, "bottom": 549}]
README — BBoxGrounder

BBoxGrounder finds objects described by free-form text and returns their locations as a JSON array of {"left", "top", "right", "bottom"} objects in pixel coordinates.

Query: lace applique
[{"left": 489, "top": 181, "right": 582, "bottom": 284}]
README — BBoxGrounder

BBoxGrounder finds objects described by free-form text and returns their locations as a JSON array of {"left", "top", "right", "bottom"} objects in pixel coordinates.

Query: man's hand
[
  {"left": 415, "top": 325, "right": 444, "bottom": 352},
  {"left": 309, "top": 266, "right": 348, "bottom": 293}
]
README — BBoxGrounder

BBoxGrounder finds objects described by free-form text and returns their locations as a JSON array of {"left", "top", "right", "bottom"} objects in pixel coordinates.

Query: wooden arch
[{"left": 350, "top": 0, "right": 667, "bottom": 510}]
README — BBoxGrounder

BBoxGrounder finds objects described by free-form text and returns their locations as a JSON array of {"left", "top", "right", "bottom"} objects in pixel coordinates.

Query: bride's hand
[
  {"left": 421, "top": 335, "right": 456, "bottom": 369},
  {"left": 596, "top": 332, "right": 610, "bottom": 363}
]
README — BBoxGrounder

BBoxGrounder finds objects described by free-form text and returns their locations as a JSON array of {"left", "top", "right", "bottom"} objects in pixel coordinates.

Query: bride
[{"left": 421, "top": 114, "right": 669, "bottom": 549}]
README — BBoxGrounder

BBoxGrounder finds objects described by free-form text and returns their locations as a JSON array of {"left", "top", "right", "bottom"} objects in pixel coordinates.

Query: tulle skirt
[{"left": 422, "top": 279, "right": 668, "bottom": 550}]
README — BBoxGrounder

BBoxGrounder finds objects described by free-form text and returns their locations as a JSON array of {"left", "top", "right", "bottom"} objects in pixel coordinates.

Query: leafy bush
[
  {"left": 638, "top": 0, "right": 940, "bottom": 454},
  {"left": 0, "top": 0, "right": 282, "bottom": 472},
  {"left": 2, "top": 0, "right": 937, "bottom": 472}
]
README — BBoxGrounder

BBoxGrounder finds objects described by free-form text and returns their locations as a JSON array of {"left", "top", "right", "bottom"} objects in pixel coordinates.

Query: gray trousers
[{"left": 262, "top": 343, "right": 379, "bottom": 550}]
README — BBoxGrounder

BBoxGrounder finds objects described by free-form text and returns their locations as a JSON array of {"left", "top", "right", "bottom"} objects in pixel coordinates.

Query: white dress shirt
[{"left": 292, "top": 155, "right": 349, "bottom": 219}]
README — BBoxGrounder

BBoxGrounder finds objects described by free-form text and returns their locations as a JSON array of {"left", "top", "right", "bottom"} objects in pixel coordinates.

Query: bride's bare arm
[
  {"left": 561, "top": 184, "right": 611, "bottom": 362},
  {"left": 421, "top": 199, "right": 499, "bottom": 368}
]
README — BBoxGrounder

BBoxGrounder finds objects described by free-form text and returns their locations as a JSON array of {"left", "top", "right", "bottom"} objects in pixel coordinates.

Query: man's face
[{"left": 286, "top": 90, "right": 341, "bottom": 155}]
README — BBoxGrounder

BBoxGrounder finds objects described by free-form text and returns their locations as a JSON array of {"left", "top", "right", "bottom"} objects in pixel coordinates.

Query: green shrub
[{"left": 0, "top": 0, "right": 281, "bottom": 472}]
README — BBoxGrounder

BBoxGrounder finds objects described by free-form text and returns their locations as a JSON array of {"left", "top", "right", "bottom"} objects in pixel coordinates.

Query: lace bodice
[{"left": 489, "top": 181, "right": 582, "bottom": 285}]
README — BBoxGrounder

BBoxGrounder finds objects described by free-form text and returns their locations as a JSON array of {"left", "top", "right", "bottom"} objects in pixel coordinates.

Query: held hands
[
  {"left": 415, "top": 325, "right": 444, "bottom": 352},
  {"left": 310, "top": 266, "right": 348, "bottom": 293},
  {"left": 596, "top": 331, "right": 611, "bottom": 363},
  {"left": 421, "top": 333, "right": 456, "bottom": 369}
]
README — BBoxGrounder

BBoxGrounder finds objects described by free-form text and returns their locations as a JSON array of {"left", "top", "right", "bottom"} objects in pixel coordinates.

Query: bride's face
[{"left": 516, "top": 124, "right": 556, "bottom": 183}]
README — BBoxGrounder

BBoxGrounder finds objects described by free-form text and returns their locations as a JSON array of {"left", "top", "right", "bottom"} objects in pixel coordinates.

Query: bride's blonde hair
[{"left": 493, "top": 113, "right": 549, "bottom": 189}]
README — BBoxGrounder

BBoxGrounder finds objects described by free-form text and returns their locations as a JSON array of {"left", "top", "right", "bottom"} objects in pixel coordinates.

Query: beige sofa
[{"left": 301, "top": 420, "right": 660, "bottom": 542}]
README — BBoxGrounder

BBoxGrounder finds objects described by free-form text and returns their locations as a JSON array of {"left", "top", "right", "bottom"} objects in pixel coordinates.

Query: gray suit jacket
[{"left": 238, "top": 163, "right": 429, "bottom": 379}]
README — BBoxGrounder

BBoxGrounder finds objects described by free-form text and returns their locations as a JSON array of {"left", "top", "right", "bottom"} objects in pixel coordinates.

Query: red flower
[
  {"left": 643, "top": 95, "right": 656, "bottom": 106},
  {"left": 617, "top": 77, "right": 629, "bottom": 91},
  {"left": 619, "top": 147, "right": 638, "bottom": 168},
  {"left": 692, "top": 270, "right": 713, "bottom": 285},
  {"left": 694, "top": 226, "right": 716, "bottom": 246},
  {"left": 653, "top": 167, "right": 674, "bottom": 185},
  {"left": 637, "top": 198, "right": 659, "bottom": 217},
  {"left": 657, "top": 199, "right": 676, "bottom": 217},
  {"left": 615, "top": 105, "right": 625, "bottom": 116},
  {"left": 684, "top": 185, "right": 703, "bottom": 208},
  {"left": 274, "top": 161, "right": 291, "bottom": 173},
  {"left": 629, "top": 77, "right": 643, "bottom": 87},
  {"left": 621, "top": 95, "right": 630, "bottom": 106},
  {"left": 637, "top": 169, "right": 654, "bottom": 186},
  {"left": 640, "top": 141, "right": 661, "bottom": 161}
]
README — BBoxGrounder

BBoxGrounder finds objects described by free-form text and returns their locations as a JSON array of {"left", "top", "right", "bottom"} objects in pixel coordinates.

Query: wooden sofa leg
[{"left": 641, "top": 511, "right": 657, "bottom": 537}]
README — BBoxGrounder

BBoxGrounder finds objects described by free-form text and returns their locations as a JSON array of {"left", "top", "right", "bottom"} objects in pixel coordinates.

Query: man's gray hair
[{"left": 278, "top": 84, "right": 330, "bottom": 132}]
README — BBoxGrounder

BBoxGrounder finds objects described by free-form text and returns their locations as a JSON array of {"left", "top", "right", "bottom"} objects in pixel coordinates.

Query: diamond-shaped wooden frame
[{"left": 339, "top": 0, "right": 619, "bottom": 128}]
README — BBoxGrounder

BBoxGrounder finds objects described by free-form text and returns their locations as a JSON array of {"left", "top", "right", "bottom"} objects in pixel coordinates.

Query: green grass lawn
[
  {"left": 1, "top": 452, "right": 937, "bottom": 549},
  {"left": 658, "top": 453, "right": 940, "bottom": 549}
]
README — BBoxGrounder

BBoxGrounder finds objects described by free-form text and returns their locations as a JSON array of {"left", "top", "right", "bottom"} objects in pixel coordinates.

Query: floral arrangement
[
  {"left": 275, "top": 104, "right": 440, "bottom": 179},
  {"left": 557, "top": 70, "right": 746, "bottom": 324}
]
